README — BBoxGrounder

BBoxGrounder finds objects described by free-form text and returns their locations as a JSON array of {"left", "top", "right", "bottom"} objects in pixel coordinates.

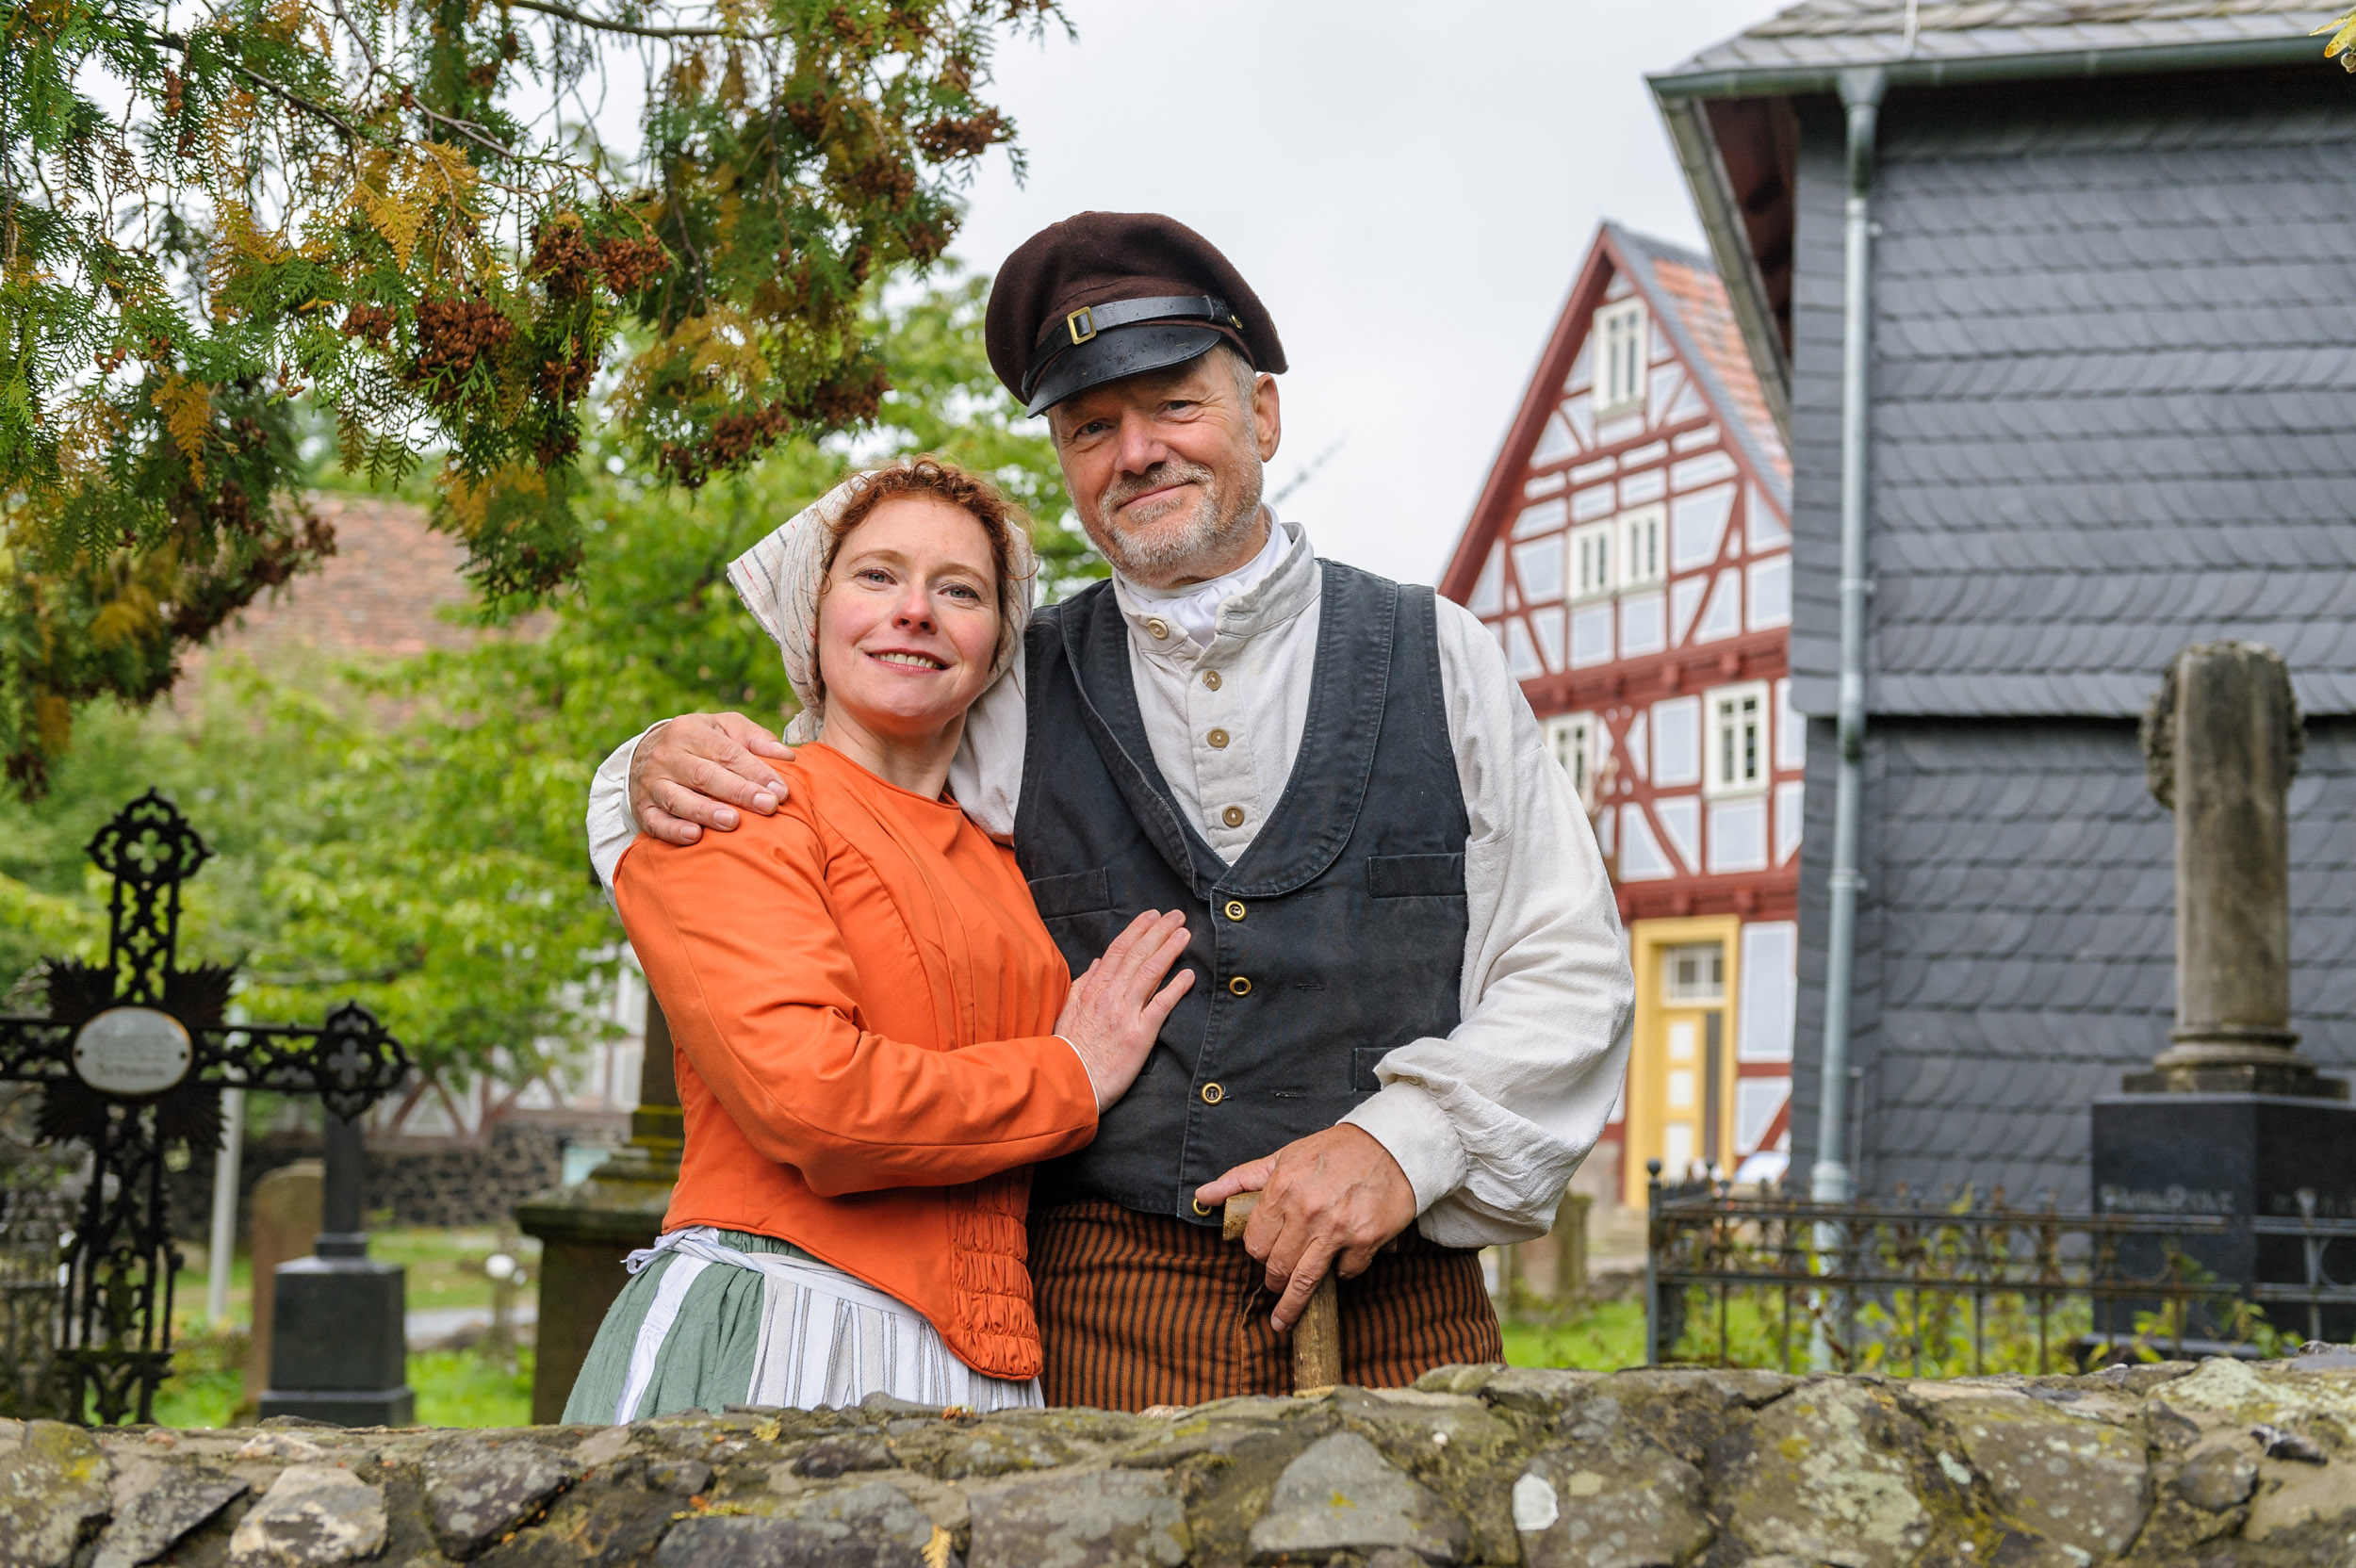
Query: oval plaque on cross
[{"left": 72, "top": 1006, "right": 194, "bottom": 1098}]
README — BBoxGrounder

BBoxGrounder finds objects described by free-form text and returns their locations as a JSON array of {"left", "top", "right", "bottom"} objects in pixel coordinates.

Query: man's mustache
[{"left": 1100, "top": 463, "right": 1218, "bottom": 518}]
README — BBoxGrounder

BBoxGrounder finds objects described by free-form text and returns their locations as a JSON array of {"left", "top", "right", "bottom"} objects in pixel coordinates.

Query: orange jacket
[{"left": 613, "top": 742, "right": 1097, "bottom": 1380}]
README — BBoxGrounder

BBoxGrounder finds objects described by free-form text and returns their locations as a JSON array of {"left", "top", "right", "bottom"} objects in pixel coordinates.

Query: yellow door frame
[{"left": 1621, "top": 913, "right": 1743, "bottom": 1208}]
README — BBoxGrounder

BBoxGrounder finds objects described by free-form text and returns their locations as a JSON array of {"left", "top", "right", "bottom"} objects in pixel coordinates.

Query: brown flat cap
[{"left": 986, "top": 212, "right": 1287, "bottom": 416}]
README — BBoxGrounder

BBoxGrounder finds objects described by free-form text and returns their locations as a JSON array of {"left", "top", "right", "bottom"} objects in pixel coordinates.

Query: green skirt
[{"left": 562, "top": 1227, "right": 1040, "bottom": 1422}]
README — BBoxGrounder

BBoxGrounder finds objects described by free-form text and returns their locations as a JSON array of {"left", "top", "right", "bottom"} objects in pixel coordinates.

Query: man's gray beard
[{"left": 1090, "top": 458, "right": 1267, "bottom": 580}]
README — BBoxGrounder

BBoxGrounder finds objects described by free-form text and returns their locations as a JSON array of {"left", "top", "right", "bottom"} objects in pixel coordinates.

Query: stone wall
[{"left": 8, "top": 1358, "right": 2356, "bottom": 1567}]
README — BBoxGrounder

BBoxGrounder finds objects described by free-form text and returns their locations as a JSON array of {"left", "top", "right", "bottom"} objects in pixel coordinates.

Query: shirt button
[
  {"left": 1225, "top": 899, "right": 1246, "bottom": 921},
  {"left": 1207, "top": 728, "right": 1230, "bottom": 749},
  {"left": 1203, "top": 670, "right": 1222, "bottom": 690},
  {"left": 1221, "top": 805, "right": 1246, "bottom": 828},
  {"left": 1144, "top": 617, "right": 1170, "bottom": 640},
  {"left": 1228, "top": 975, "right": 1252, "bottom": 997},
  {"left": 1201, "top": 1082, "right": 1225, "bottom": 1104}
]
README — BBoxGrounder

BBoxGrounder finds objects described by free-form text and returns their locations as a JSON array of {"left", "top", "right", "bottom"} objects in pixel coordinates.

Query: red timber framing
[{"left": 1440, "top": 223, "right": 1799, "bottom": 1193}]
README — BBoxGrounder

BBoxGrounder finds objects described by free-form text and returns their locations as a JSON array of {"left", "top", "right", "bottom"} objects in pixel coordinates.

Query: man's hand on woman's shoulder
[{"left": 631, "top": 712, "right": 797, "bottom": 845}]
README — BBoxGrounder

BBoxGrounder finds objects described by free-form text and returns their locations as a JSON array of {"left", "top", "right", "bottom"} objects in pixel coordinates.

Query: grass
[
  {"left": 169, "top": 1227, "right": 541, "bottom": 1333},
  {"left": 1502, "top": 1298, "right": 1647, "bottom": 1371},
  {"left": 148, "top": 1330, "right": 534, "bottom": 1429}
]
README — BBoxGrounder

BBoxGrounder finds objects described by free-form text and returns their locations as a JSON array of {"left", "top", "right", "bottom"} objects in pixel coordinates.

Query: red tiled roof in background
[{"left": 1648, "top": 255, "right": 1791, "bottom": 486}]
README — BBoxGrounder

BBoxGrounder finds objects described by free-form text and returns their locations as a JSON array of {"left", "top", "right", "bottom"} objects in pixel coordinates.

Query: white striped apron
[{"left": 611, "top": 1227, "right": 1042, "bottom": 1421}]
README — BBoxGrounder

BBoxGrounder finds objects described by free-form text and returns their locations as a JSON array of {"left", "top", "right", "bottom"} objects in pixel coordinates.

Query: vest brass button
[
  {"left": 1225, "top": 900, "right": 1246, "bottom": 922},
  {"left": 1201, "top": 1082, "right": 1225, "bottom": 1104},
  {"left": 1221, "top": 806, "right": 1246, "bottom": 828},
  {"left": 1228, "top": 975, "right": 1252, "bottom": 997},
  {"left": 1191, "top": 1198, "right": 1211, "bottom": 1216},
  {"left": 1203, "top": 670, "right": 1222, "bottom": 690},
  {"left": 1207, "top": 728, "right": 1230, "bottom": 749},
  {"left": 1144, "top": 617, "right": 1170, "bottom": 640}
]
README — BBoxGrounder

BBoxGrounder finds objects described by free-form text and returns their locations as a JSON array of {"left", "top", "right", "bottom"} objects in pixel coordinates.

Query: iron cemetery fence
[{"left": 1644, "top": 1163, "right": 2356, "bottom": 1375}]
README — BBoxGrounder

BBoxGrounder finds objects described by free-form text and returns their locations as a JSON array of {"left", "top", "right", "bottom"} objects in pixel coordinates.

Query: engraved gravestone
[
  {"left": 2090, "top": 643, "right": 2356, "bottom": 1343},
  {"left": 0, "top": 791, "right": 411, "bottom": 1424}
]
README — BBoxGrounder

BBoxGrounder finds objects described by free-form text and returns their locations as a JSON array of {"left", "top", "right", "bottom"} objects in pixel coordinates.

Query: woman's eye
[{"left": 943, "top": 583, "right": 982, "bottom": 602}]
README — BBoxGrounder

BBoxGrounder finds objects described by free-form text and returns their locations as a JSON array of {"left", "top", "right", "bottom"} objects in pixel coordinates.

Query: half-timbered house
[{"left": 1438, "top": 223, "right": 1803, "bottom": 1208}]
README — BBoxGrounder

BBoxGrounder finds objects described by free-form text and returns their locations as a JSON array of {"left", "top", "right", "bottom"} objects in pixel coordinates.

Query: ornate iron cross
[{"left": 0, "top": 790, "right": 410, "bottom": 1425}]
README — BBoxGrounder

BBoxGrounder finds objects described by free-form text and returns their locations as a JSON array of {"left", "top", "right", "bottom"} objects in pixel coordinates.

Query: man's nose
[{"left": 1113, "top": 410, "right": 1171, "bottom": 475}]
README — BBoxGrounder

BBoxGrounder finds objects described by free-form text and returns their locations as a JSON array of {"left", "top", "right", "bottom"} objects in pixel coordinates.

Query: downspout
[{"left": 1811, "top": 65, "right": 1885, "bottom": 1209}]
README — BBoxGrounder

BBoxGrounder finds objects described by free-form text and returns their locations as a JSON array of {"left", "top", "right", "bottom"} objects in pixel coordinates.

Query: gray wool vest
[{"left": 1012, "top": 560, "right": 1472, "bottom": 1226}]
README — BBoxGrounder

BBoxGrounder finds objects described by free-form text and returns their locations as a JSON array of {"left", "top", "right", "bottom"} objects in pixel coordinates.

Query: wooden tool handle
[{"left": 1220, "top": 1192, "right": 1343, "bottom": 1394}]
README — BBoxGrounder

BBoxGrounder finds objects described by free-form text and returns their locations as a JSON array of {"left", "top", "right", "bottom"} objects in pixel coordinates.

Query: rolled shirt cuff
[{"left": 1340, "top": 1080, "right": 1470, "bottom": 1218}]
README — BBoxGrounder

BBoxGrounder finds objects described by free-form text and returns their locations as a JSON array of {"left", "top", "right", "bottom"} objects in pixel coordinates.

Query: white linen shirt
[{"left": 587, "top": 516, "right": 1634, "bottom": 1247}]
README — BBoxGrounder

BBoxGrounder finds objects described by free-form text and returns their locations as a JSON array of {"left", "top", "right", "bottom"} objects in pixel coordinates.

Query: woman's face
[{"left": 815, "top": 495, "right": 1003, "bottom": 743}]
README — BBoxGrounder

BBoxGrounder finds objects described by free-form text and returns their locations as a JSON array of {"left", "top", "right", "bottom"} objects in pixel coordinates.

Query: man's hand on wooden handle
[
  {"left": 1055, "top": 910, "right": 1194, "bottom": 1114},
  {"left": 1195, "top": 1124, "right": 1417, "bottom": 1333},
  {"left": 630, "top": 712, "right": 796, "bottom": 845}
]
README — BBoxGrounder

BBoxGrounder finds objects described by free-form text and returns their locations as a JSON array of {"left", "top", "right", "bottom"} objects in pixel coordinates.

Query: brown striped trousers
[{"left": 1028, "top": 1200, "right": 1503, "bottom": 1411}]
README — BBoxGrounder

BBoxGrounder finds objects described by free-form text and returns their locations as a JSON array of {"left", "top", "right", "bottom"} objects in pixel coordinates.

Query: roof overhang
[{"left": 1648, "top": 30, "right": 2334, "bottom": 447}]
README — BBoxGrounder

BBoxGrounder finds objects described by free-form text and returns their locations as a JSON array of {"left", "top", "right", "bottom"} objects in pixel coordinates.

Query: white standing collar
[{"left": 1119, "top": 509, "right": 1294, "bottom": 647}]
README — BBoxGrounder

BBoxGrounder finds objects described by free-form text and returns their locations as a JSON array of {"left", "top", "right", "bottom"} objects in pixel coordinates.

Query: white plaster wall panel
[
  {"left": 1671, "top": 484, "right": 1736, "bottom": 571},
  {"left": 1747, "top": 555, "right": 1792, "bottom": 630},
  {"left": 1530, "top": 412, "right": 1578, "bottom": 466},
  {"left": 1563, "top": 398, "right": 1595, "bottom": 449},
  {"left": 1563, "top": 337, "right": 1592, "bottom": 392},
  {"left": 1506, "top": 617, "right": 1545, "bottom": 680},
  {"left": 1618, "top": 466, "right": 1668, "bottom": 507},
  {"left": 1671, "top": 576, "right": 1709, "bottom": 646},
  {"left": 1625, "top": 711, "right": 1649, "bottom": 780},
  {"left": 1620, "top": 591, "right": 1666, "bottom": 657},
  {"left": 1746, "top": 483, "right": 1790, "bottom": 549},
  {"left": 1775, "top": 680, "right": 1805, "bottom": 770},
  {"left": 1652, "top": 695, "right": 1701, "bottom": 786},
  {"left": 1738, "top": 923, "right": 1797, "bottom": 1063},
  {"left": 1673, "top": 424, "right": 1720, "bottom": 453},
  {"left": 1525, "top": 471, "right": 1565, "bottom": 499},
  {"left": 1618, "top": 804, "right": 1674, "bottom": 880},
  {"left": 1571, "top": 454, "right": 1616, "bottom": 486},
  {"left": 1667, "top": 380, "right": 1710, "bottom": 425},
  {"left": 1671, "top": 450, "right": 1739, "bottom": 493},
  {"left": 1570, "top": 602, "right": 1615, "bottom": 667},
  {"left": 1623, "top": 440, "right": 1668, "bottom": 468},
  {"left": 1654, "top": 794, "right": 1701, "bottom": 874},
  {"left": 1707, "top": 798, "right": 1768, "bottom": 874},
  {"left": 1469, "top": 546, "right": 1504, "bottom": 615},
  {"left": 1646, "top": 365, "right": 1685, "bottom": 426},
  {"left": 1735, "top": 1079, "right": 1790, "bottom": 1154},
  {"left": 1775, "top": 780, "right": 1805, "bottom": 865},
  {"left": 1513, "top": 535, "right": 1566, "bottom": 602},
  {"left": 1596, "top": 413, "right": 1647, "bottom": 447},
  {"left": 1531, "top": 607, "right": 1566, "bottom": 673},
  {"left": 1648, "top": 321, "right": 1673, "bottom": 362},
  {"left": 1504, "top": 578, "right": 1519, "bottom": 612},
  {"left": 1571, "top": 482, "right": 1617, "bottom": 523},
  {"left": 1594, "top": 805, "right": 1616, "bottom": 858},
  {"left": 1695, "top": 570, "right": 1742, "bottom": 643},
  {"left": 1513, "top": 498, "right": 1567, "bottom": 538},
  {"left": 1604, "top": 274, "right": 1633, "bottom": 302}
]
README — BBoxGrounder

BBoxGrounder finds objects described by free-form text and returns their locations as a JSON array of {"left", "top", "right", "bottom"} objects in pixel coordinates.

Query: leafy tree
[
  {"left": 0, "top": 273, "right": 1092, "bottom": 1096},
  {"left": 0, "top": 0, "right": 1064, "bottom": 787}
]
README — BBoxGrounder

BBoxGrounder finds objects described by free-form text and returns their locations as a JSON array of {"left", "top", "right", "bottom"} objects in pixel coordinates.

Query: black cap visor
[{"left": 1023, "top": 322, "right": 1226, "bottom": 416}]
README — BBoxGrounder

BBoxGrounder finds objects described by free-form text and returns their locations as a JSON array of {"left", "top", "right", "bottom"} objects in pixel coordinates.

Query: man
[{"left": 587, "top": 212, "right": 1632, "bottom": 1409}]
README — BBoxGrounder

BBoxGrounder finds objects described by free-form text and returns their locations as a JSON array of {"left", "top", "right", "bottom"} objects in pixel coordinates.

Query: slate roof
[
  {"left": 1786, "top": 714, "right": 2356, "bottom": 1203},
  {"left": 1778, "top": 84, "right": 2356, "bottom": 720},
  {"left": 1671, "top": 1, "right": 2338, "bottom": 78}
]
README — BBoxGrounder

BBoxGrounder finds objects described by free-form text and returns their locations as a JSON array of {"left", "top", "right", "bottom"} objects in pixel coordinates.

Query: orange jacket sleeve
[{"left": 614, "top": 811, "right": 1098, "bottom": 1198}]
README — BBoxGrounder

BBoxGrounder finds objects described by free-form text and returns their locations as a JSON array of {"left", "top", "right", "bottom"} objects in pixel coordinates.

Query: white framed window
[
  {"left": 1592, "top": 300, "right": 1648, "bottom": 419},
  {"left": 1543, "top": 711, "right": 1599, "bottom": 807},
  {"left": 1570, "top": 520, "right": 1614, "bottom": 601},
  {"left": 1617, "top": 503, "right": 1666, "bottom": 591},
  {"left": 1707, "top": 680, "right": 1770, "bottom": 797},
  {"left": 1662, "top": 941, "right": 1726, "bottom": 1004}
]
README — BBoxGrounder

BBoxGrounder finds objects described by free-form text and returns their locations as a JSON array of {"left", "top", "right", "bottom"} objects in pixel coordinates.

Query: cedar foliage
[{"left": 0, "top": 0, "right": 1060, "bottom": 787}]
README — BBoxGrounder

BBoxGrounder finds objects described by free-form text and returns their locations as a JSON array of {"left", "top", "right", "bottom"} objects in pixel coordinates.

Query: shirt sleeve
[
  {"left": 1338, "top": 596, "right": 1635, "bottom": 1248},
  {"left": 614, "top": 809, "right": 1100, "bottom": 1197},
  {"left": 586, "top": 727, "right": 649, "bottom": 892}
]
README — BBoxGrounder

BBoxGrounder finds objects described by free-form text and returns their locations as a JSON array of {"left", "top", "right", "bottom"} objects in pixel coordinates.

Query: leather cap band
[{"left": 1023, "top": 294, "right": 1241, "bottom": 412}]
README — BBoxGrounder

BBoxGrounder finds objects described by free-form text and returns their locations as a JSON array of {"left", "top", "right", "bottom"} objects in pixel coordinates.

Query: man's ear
[{"left": 1252, "top": 373, "right": 1282, "bottom": 464}]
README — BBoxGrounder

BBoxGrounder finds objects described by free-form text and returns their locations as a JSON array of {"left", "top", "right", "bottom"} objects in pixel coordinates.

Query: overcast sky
[{"left": 948, "top": 1, "right": 1795, "bottom": 585}]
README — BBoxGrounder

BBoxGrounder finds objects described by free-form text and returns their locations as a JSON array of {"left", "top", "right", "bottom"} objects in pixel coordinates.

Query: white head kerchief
[{"left": 727, "top": 465, "right": 1038, "bottom": 743}]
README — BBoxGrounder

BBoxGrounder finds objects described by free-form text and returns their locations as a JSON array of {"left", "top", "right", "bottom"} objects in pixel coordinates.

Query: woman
[{"left": 565, "top": 458, "right": 1192, "bottom": 1420}]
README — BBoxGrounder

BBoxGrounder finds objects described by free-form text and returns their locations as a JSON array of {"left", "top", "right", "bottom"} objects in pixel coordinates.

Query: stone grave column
[
  {"left": 259, "top": 1113, "right": 414, "bottom": 1425},
  {"left": 2091, "top": 641, "right": 2353, "bottom": 1344},
  {"left": 515, "top": 991, "right": 681, "bottom": 1422}
]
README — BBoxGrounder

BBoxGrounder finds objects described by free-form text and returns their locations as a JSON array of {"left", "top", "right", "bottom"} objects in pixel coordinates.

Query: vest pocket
[
  {"left": 1352, "top": 1046, "right": 1390, "bottom": 1093},
  {"left": 1027, "top": 866, "right": 1111, "bottom": 919},
  {"left": 1366, "top": 852, "right": 1466, "bottom": 899}
]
